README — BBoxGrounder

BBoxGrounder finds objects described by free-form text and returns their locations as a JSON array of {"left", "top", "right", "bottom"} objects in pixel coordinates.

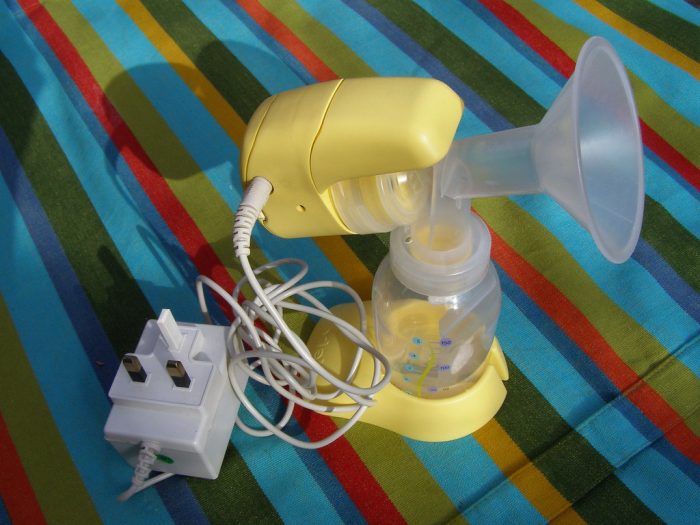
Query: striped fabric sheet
[{"left": 0, "top": 0, "right": 698, "bottom": 523}]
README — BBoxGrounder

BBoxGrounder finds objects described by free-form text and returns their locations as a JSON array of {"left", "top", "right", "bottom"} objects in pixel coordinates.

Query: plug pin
[
  {"left": 166, "top": 360, "right": 191, "bottom": 388},
  {"left": 122, "top": 355, "right": 147, "bottom": 383}
]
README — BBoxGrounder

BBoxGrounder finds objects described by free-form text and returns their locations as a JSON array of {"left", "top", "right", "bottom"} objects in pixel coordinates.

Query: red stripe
[
  {"left": 489, "top": 229, "right": 700, "bottom": 463},
  {"left": 232, "top": 3, "right": 408, "bottom": 517},
  {"left": 19, "top": 0, "right": 236, "bottom": 305},
  {"left": 237, "top": 0, "right": 338, "bottom": 82},
  {"left": 0, "top": 412, "right": 47, "bottom": 525},
  {"left": 25, "top": 2, "right": 405, "bottom": 520},
  {"left": 294, "top": 408, "right": 407, "bottom": 525},
  {"left": 478, "top": 0, "right": 700, "bottom": 191}
]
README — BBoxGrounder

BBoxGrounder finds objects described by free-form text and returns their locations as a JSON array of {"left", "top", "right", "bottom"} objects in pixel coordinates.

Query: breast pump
[{"left": 236, "top": 36, "right": 644, "bottom": 442}]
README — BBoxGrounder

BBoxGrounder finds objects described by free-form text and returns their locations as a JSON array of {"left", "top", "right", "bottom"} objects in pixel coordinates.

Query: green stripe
[
  {"left": 498, "top": 359, "right": 660, "bottom": 522},
  {"left": 140, "top": 0, "right": 268, "bottom": 121},
  {"left": 307, "top": 4, "right": 674, "bottom": 516},
  {"left": 188, "top": 444, "right": 282, "bottom": 525},
  {"left": 342, "top": 422, "right": 464, "bottom": 525},
  {"left": 351, "top": 0, "right": 700, "bottom": 430},
  {"left": 366, "top": 0, "right": 545, "bottom": 127},
  {"left": 0, "top": 52, "right": 152, "bottom": 357},
  {"left": 366, "top": 0, "right": 699, "bottom": 276},
  {"left": 596, "top": 0, "right": 700, "bottom": 62},
  {"left": 37, "top": 4, "right": 290, "bottom": 522},
  {"left": 507, "top": 0, "right": 700, "bottom": 168},
  {"left": 42, "top": 1, "right": 270, "bottom": 280},
  {"left": 0, "top": 296, "right": 101, "bottom": 524},
  {"left": 342, "top": 233, "right": 389, "bottom": 275},
  {"left": 260, "top": 0, "right": 376, "bottom": 77},
  {"left": 571, "top": 471, "right": 663, "bottom": 523},
  {"left": 260, "top": 2, "right": 649, "bottom": 519},
  {"left": 474, "top": 196, "right": 700, "bottom": 433},
  {"left": 643, "top": 196, "right": 700, "bottom": 292}
]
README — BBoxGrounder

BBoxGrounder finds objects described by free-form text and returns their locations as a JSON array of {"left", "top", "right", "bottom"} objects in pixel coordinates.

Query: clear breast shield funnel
[{"left": 366, "top": 36, "right": 644, "bottom": 402}]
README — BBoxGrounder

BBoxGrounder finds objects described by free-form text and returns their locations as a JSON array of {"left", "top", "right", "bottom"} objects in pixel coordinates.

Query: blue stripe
[
  {"left": 632, "top": 239, "right": 700, "bottom": 325},
  {"left": 459, "top": 0, "right": 565, "bottom": 85},
  {"left": 2, "top": 9, "right": 211, "bottom": 522},
  {"left": 297, "top": 0, "right": 422, "bottom": 75},
  {"left": 0, "top": 170, "right": 174, "bottom": 525},
  {"left": 0, "top": 129, "right": 118, "bottom": 392},
  {"left": 342, "top": 0, "right": 512, "bottom": 132},
  {"left": 0, "top": 495, "right": 10, "bottom": 525},
  {"left": 232, "top": 383, "right": 358, "bottom": 524},
  {"left": 532, "top": 0, "right": 699, "bottom": 126},
  {"left": 645, "top": 150, "right": 700, "bottom": 232},
  {"left": 183, "top": 0, "right": 311, "bottom": 89},
  {"left": 616, "top": 446, "right": 700, "bottom": 523},
  {"left": 416, "top": 0, "right": 561, "bottom": 109},
  {"left": 1, "top": 4, "right": 202, "bottom": 322},
  {"left": 498, "top": 269, "right": 700, "bottom": 489},
  {"left": 72, "top": 0, "right": 349, "bottom": 304},
  {"left": 296, "top": 0, "right": 490, "bottom": 138},
  {"left": 464, "top": 480, "right": 546, "bottom": 524},
  {"left": 509, "top": 193, "right": 699, "bottom": 348},
  {"left": 210, "top": 0, "right": 316, "bottom": 86},
  {"left": 646, "top": 0, "right": 700, "bottom": 25}
]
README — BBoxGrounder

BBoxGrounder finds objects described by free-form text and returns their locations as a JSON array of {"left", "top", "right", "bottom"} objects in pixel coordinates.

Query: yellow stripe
[
  {"left": 114, "top": 0, "right": 377, "bottom": 293},
  {"left": 416, "top": 349, "right": 436, "bottom": 398},
  {"left": 473, "top": 421, "right": 585, "bottom": 523},
  {"left": 67, "top": 2, "right": 585, "bottom": 518},
  {"left": 116, "top": 0, "right": 247, "bottom": 144},
  {"left": 575, "top": 0, "right": 700, "bottom": 80},
  {"left": 314, "top": 236, "right": 374, "bottom": 299}
]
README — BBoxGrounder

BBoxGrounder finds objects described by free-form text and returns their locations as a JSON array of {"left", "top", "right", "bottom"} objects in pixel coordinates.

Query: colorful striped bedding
[{"left": 1, "top": 1, "right": 698, "bottom": 523}]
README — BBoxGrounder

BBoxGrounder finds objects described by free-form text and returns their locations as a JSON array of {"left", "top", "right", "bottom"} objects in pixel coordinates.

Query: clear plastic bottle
[{"left": 372, "top": 205, "right": 501, "bottom": 399}]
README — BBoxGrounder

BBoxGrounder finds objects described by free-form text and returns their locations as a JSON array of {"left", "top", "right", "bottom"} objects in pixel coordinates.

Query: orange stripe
[
  {"left": 116, "top": 0, "right": 246, "bottom": 144},
  {"left": 575, "top": 0, "right": 700, "bottom": 79},
  {"left": 474, "top": 420, "right": 584, "bottom": 522}
]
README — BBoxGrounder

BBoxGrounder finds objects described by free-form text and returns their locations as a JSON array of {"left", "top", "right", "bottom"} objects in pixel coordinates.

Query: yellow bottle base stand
[{"left": 307, "top": 302, "right": 509, "bottom": 442}]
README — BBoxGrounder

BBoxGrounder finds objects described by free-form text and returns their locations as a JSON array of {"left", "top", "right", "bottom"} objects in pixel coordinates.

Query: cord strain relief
[{"left": 234, "top": 177, "right": 272, "bottom": 258}]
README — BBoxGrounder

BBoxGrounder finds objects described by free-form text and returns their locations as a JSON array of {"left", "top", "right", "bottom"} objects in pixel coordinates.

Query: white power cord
[
  {"left": 196, "top": 177, "right": 391, "bottom": 449},
  {"left": 118, "top": 441, "right": 174, "bottom": 502}
]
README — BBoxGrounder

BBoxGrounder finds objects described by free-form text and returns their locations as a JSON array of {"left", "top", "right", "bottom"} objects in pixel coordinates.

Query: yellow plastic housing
[
  {"left": 240, "top": 77, "right": 463, "bottom": 238},
  {"left": 306, "top": 302, "right": 509, "bottom": 442}
]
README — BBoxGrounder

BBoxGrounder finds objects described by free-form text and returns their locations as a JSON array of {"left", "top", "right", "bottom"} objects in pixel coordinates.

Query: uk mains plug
[{"left": 104, "top": 309, "right": 247, "bottom": 480}]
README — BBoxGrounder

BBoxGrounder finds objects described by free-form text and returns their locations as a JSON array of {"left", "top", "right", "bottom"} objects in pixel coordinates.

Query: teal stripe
[
  {"left": 511, "top": 193, "right": 698, "bottom": 352},
  {"left": 399, "top": 0, "right": 700, "bottom": 336},
  {"left": 0, "top": 173, "right": 174, "bottom": 525},
  {"left": 644, "top": 160, "right": 700, "bottom": 238},
  {"left": 616, "top": 446, "right": 700, "bottom": 523},
  {"left": 408, "top": 436, "right": 540, "bottom": 517},
  {"left": 230, "top": 388, "right": 345, "bottom": 524},
  {"left": 497, "top": 293, "right": 698, "bottom": 517},
  {"left": 415, "top": 0, "right": 561, "bottom": 108},
  {"left": 421, "top": 0, "right": 700, "bottom": 233},
  {"left": 1, "top": 6, "right": 202, "bottom": 322},
  {"left": 646, "top": 0, "right": 700, "bottom": 26},
  {"left": 72, "top": 0, "right": 348, "bottom": 296},
  {"left": 181, "top": 0, "right": 304, "bottom": 93},
  {"left": 464, "top": 481, "right": 546, "bottom": 523},
  {"left": 532, "top": 0, "right": 700, "bottom": 125},
  {"left": 295, "top": 0, "right": 491, "bottom": 138}
]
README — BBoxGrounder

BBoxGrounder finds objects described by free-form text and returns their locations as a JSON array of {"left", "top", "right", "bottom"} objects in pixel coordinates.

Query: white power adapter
[{"left": 104, "top": 309, "right": 247, "bottom": 492}]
